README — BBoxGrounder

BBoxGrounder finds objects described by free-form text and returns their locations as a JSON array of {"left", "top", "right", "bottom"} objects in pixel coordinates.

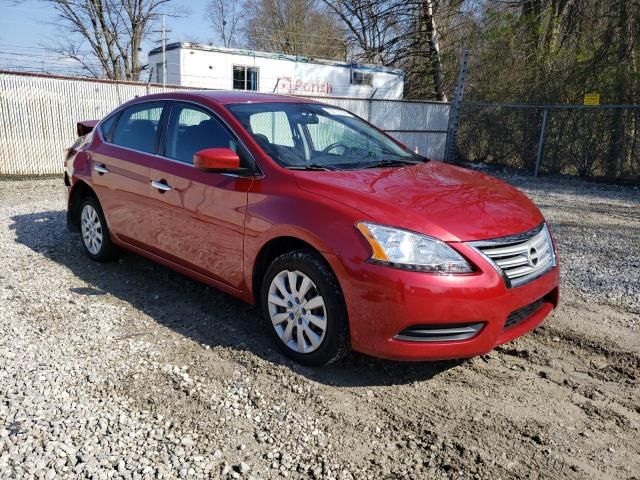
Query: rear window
[{"left": 111, "top": 103, "right": 164, "bottom": 154}]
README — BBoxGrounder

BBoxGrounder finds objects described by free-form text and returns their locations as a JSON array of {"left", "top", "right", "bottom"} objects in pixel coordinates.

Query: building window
[
  {"left": 351, "top": 69, "right": 373, "bottom": 86},
  {"left": 233, "top": 66, "right": 259, "bottom": 91},
  {"left": 155, "top": 62, "right": 164, "bottom": 83}
]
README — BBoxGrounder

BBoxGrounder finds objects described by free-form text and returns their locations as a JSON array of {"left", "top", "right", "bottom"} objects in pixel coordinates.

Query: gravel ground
[{"left": 0, "top": 172, "right": 638, "bottom": 480}]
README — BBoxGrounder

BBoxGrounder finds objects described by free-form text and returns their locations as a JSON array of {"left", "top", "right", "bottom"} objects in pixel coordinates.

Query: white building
[{"left": 148, "top": 42, "right": 404, "bottom": 99}]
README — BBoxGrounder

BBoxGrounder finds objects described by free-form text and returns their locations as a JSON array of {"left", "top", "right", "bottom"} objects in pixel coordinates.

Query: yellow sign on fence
[{"left": 584, "top": 93, "right": 600, "bottom": 106}]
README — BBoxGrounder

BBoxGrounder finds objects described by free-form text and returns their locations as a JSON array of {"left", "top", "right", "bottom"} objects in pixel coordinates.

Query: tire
[
  {"left": 261, "top": 249, "right": 351, "bottom": 366},
  {"left": 78, "top": 196, "right": 119, "bottom": 262}
]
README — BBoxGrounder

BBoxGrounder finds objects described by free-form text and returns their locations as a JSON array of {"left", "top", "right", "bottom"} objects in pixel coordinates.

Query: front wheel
[{"left": 261, "top": 250, "right": 350, "bottom": 366}]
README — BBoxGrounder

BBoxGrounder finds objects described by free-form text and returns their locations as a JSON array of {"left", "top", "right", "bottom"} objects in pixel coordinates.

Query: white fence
[{"left": 0, "top": 71, "right": 449, "bottom": 175}]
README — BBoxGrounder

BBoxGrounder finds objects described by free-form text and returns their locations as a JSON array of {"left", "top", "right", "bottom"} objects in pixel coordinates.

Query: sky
[{"left": 0, "top": 0, "right": 215, "bottom": 75}]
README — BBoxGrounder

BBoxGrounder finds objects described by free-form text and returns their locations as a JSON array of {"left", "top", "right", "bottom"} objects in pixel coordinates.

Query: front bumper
[{"left": 326, "top": 241, "right": 560, "bottom": 361}]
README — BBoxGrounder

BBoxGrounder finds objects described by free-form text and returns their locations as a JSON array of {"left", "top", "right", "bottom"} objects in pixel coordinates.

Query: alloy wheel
[
  {"left": 81, "top": 204, "right": 103, "bottom": 255},
  {"left": 267, "top": 270, "right": 327, "bottom": 354}
]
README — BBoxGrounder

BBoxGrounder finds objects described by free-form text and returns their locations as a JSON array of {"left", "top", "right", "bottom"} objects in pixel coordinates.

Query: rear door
[
  {"left": 90, "top": 101, "right": 167, "bottom": 247},
  {"left": 146, "top": 101, "right": 254, "bottom": 290}
]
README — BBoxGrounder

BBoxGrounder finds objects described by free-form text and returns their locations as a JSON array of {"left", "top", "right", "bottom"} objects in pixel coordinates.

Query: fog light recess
[{"left": 394, "top": 323, "right": 484, "bottom": 342}]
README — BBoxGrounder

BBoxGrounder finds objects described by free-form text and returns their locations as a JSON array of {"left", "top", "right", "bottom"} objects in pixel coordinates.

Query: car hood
[{"left": 292, "top": 161, "right": 544, "bottom": 242}]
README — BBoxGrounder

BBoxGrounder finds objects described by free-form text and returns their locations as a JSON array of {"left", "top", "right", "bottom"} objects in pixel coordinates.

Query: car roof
[
  {"left": 195, "top": 90, "right": 322, "bottom": 104},
  {"left": 134, "top": 90, "right": 322, "bottom": 106}
]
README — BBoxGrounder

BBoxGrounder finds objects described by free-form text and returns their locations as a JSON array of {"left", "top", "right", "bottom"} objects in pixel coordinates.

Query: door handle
[
  {"left": 151, "top": 180, "right": 172, "bottom": 192},
  {"left": 94, "top": 164, "right": 109, "bottom": 175}
]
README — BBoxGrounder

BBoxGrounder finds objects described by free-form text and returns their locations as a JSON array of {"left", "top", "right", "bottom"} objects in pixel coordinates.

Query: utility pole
[
  {"left": 162, "top": 14, "right": 166, "bottom": 87},
  {"left": 152, "top": 14, "right": 171, "bottom": 87}
]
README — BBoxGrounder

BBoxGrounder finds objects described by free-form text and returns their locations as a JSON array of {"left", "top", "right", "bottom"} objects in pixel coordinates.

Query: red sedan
[{"left": 65, "top": 91, "right": 559, "bottom": 365}]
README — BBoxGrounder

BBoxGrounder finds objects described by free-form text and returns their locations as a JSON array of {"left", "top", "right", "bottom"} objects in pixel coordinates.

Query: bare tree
[
  {"left": 207, "top": 0, "right": 242, "bottom": 47},
  {"left": 322, "top": 0, "right": 460, "bottom": 99},
  {"left": 243, "top": 0, "right": 347, "bottom": 59},
  {"left": 42, "top": 0, "right": 176, "bottom": 80},
  {"left": 320, "top": 0, "right": 404, "bottom": 64}
]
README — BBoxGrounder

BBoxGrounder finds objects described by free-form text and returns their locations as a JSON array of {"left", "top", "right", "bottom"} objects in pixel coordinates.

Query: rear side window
[
  {"left": 99, "top": 114, "right": 118, "bottom": 142},
  {"left": 111, "top": 103, "right": 164, "bottom": 154},
  {"left": 164, "top": 104, "right": 238, "bottom": 165}
]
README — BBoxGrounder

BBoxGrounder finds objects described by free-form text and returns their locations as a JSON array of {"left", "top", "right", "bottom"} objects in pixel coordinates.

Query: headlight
[{"left": 356, "top": 222, "right": 473, "bottom": 273}]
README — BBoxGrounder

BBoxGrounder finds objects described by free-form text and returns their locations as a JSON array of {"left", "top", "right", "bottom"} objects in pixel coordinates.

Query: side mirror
[{"left": 194, "top": 148, "right": 243, "bottom": 172}]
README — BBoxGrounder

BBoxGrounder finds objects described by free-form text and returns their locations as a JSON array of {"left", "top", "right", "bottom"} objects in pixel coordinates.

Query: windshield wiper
[
  {"left": 286, "top": 164, "right": 337, "bottom": 171},
  {"left": 357, "top": 158, "right": 422, "bottom": 169}
]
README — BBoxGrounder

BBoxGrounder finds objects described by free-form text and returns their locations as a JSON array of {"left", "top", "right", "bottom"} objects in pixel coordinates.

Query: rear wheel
[
  {"left": 261, "top": 249, "right": 350, "bottom": 365},
  {"left": 79, "top": 196, "right": 119, "bottom": 262}
]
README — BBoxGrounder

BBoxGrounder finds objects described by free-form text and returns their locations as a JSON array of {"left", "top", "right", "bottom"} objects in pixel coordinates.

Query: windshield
[{"left": 226, "top": 102, "right": 426, "bottom": 170}]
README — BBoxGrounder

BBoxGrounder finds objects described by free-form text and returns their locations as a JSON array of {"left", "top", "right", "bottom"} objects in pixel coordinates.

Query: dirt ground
[{"left": 0, "top": 173, "right": 638, "bottom": 480}]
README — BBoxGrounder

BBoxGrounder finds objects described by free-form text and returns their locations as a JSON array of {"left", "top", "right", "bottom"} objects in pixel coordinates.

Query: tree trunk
[
  {"left": 423, "top": 0, "right": 447, "bottom": 101},
  {"left": 606, "top": 0, "right": 632, "bottom": 177}
]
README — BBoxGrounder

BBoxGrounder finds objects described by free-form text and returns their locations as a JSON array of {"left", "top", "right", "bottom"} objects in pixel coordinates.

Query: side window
[
  {"left": 165, "top": 104, "right": 238, "bottom": 165},
  {"left": 111, "top": 103, "right": 164, "bottom": 153},
  {"left": 99, "top": 114, "right": 118, "bottom": 142},
  {"left": 249, "top": 111, "right": 294, "bottom": 147},
  {"left": 155, "top": 62, "right": 164, "bottom": 83}
]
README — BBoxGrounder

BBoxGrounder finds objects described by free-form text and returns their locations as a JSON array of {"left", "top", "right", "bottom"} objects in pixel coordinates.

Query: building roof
[{"left": 148, "top": 42, "right": 404, "bottom": 76}]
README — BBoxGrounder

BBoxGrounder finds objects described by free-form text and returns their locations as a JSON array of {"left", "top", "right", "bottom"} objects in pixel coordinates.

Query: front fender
[{"left": 243, "top": 181, "right": 372, "bottom": 302}]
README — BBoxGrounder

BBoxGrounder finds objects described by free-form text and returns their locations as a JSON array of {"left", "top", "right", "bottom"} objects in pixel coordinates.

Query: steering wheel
[{"left": 321, "top": 142, "right": 349, "bottom": 154}]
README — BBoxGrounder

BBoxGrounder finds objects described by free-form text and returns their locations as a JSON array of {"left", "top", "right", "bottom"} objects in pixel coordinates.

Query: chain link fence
[
  {"left": 4, "top": 69, "right": 636, "bottom": 181},
  {"left": 455, "top": 104, "right": 640, "bottom": 181}
]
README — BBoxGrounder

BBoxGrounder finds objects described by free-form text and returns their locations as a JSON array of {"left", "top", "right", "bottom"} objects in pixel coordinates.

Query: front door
[{"left": 146, "top": 102, "right": 253, "bottom": 290}]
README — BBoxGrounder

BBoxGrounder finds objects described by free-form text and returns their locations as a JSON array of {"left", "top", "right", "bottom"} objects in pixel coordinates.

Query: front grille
[
  {"left": 504, "top": 298, "right": 544, "bottom": 329},
  {"left": 468, "top": 223, "right": 556, "bottom": 288},
  {"left": 394, "top": 322, "right": 484, "bottom": 342}
]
